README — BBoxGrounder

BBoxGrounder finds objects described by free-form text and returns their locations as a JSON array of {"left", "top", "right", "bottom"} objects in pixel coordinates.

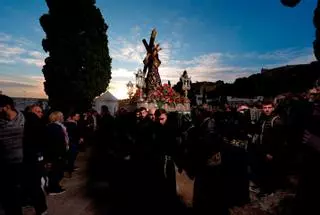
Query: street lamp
[
  {"left": 135, "top": 69, "right": 145, "bottom": 102},
  {"left": 181, "top": 71, "right": 191, "bottom": 98},
  {"left": 126, "top": 81, "right": 134, "bottom": 99}
]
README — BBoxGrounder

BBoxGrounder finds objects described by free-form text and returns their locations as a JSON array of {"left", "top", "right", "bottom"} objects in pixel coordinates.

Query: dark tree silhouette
[
  {"left": 172, "top": 71, "right": 185, "bottom": 95},
  {"left": 172, "top": 80, "right": 182, "bottom": 95},
  {"left": 281, "top": 0, "right": 301, "bottom": 7},
  {"left": 281, "top": 0, "right": 320, "bottom": 61},
  {"left": 40, "top": 0, "right": 112, "bottom": 112},
  {"left": 207, "top": 62, "right": 319, "bottom": 98}
]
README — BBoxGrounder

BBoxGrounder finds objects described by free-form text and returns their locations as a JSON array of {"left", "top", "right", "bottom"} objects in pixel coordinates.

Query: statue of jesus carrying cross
[{"left": 142, "top": 29, "right": 162, "bottom": 94}]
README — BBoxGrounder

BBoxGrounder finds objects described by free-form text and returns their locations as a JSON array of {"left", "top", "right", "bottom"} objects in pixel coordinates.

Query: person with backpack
[{"left": 249, "top": 98, "right": 286, "bottom": 195}]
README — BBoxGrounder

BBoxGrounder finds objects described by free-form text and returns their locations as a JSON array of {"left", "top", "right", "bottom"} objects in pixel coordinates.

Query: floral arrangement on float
[
  {"left": 147, "top": 83, "right": 190, "bottom": 109},
  {"left": 132, "top": 83, "right": 190, "bottom": 111}
]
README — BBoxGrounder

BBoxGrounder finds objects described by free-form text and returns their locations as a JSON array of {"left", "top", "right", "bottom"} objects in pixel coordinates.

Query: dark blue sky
[{"left": 0, "top": 0, "right": 317, "bottom": 98}]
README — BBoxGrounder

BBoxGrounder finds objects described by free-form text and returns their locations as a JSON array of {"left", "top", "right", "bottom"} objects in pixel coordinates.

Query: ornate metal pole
[
  {"left": 126, "top": 81, "right": 134, "bottom": 99},
  {"left": 181, "top": 71, "right": 191, "bottom": 98},
  {"left": 135, "top": 69, "right": 145, "bottom": 102}
]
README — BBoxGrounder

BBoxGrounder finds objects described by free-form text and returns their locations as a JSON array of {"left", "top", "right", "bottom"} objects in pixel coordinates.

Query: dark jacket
[
  {"left": 0, "top": 111, "right": 25, "bottom": 165},
  {"left": 23, "top": 112, "right": 46, "bottom": 164},
  {"left": 191, "top": 116, "right": 223, "bottom": 175},
  {"left": 45, "top": 122, "right": 67, "bottom": 162},
  {"left": 133, "top": 117, "right": 157, "bottom": 161},
  {"left": 64, "top": 121, "right": 80, "bottom": 146},
  {"left": 303, "top": 102, "right": 320, "bottom": 152},
  {"left": 259, "top": 114, "right": 286, "bottom": 158}
]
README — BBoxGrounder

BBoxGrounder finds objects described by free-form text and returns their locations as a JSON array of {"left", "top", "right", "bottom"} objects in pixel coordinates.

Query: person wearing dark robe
[
  {"left": 153, "top": 110, "right": 180, "bottom": 213},
  {"left": 97, "top": 105, "right": 115, "bottom": 137},
  {"left": 293, "top": 89, "right": 320, "bottom": 215},
  {"left": 64, "top": 111, "right": 82, "bottom": 177},
  {"left": 22, "top": 104, "right": 48, "bottom": 215},
  {"left": 191, "top": 108, "right": 228, "bottom": 215},
  {"left": 130, "top": 107, "right": 159, "bottom": 214},
  {"left": 215, "top": 108, "right": 250, "bottom": 208}
]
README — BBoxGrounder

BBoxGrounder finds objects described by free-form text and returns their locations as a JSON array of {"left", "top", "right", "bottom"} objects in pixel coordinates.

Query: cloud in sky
[
  {"left": 0, "top": 43, "right": 25, "bottom": 60},
  {"left": 0, "top": 33, "right": 47, "bottom": 68},
  {"left": 108, "top": 26, "right": 315, "bottom": 99},
  {"left": 0, "top": 80, "right": 36, "bottom": 88},
  {"left": 0, "top": 23, "right": 316, "bottom": 99},
  {"left": 0, "top": 74, "right": 46, "bottom": 98},
  {"left": 0, "top": 33, "right": 11, "bottom": 41},
  {"left": 0, "top": 33, "right": 47, "bottom": 98}
]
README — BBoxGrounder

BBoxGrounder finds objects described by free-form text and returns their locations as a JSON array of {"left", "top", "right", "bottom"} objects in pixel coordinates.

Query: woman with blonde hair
[
  {"left": 48, "top": 111, "right": 63, "bottom": 123},
  {"left": 45, "top": 111, "right": 69, "bottom": 195}
]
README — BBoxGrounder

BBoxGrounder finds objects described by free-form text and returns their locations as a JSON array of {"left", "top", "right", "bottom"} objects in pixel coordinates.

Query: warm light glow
[
  {"left": 109, "top": 85, "right": 129, "bottom": 100},
  {"left": 1, "top": 76, "right": 47, "bottom": 98}
]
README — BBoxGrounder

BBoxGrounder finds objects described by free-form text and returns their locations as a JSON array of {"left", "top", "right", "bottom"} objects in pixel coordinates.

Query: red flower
[{"left": 145, "top": 84, "right": 189, "bottom": 104}]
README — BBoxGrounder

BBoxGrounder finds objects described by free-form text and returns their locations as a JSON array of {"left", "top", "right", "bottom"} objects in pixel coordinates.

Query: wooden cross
[{"left": 142, "top": 29, "right": 162, "bottom": 76}]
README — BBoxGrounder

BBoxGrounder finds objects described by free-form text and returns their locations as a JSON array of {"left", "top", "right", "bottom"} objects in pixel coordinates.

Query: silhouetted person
[
  {"left": 215, "top": 109, "right": 250, "bottom": 208},
  {"left": 192, "top": 109, "right": 229, "bottom": 215},
  {"left": 130, "top": 107, "right": 159, "bottom": 214},
  {"left": 45, "top": 111, "right": 68, "bottom": 195},
  {"left": 153, "top": 109, "right": 180, "bottom": 213},
  {"left": 64, "top": 111, "right": 82, "bottom": 177},
  {"left": 0, "top": 95, "right": 24, "bottom": 215},
  {"left": 97, "top": 105, "right": 114, "bottom": 140},
  {"left": 22, "top": 104, "right": 48, "bottom": 215},
  {"left": 293, "top": 89, "right": 320, "bottom": 215}
]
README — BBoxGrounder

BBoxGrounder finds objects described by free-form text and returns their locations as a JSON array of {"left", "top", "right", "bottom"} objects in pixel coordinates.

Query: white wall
[
  {"left": 13, "top": 98, "right": 48, "bottom": 111},
  {"left": 94, "top": 100, "right": 118, "bottom": 115}
]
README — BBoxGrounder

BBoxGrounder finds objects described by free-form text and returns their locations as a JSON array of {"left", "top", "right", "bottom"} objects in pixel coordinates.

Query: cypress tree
[{"left": 40, "top": 0, "right": 112, "bottom": 112}]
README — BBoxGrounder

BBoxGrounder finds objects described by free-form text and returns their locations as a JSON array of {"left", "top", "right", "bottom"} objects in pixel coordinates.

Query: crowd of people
[
  {"left": 0, "top": 94, "right": 96, "bottom": 215},
  {"left": 86, "top": 87, "right": 320, "bottom": 215},
  {"left": 1, "top": 85, "right": 320, "bottom": 215}
]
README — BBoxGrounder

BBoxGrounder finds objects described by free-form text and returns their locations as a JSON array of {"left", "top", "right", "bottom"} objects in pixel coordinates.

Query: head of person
[
  {"left": 148, "top": 107, "right": 156, "bottom": 121},
  {"left": 135, "top": 109, "right": 141, "bottom": 120},
  {"left": 308, "top": 87, "right": 320, "bottom": 102},
  {"left": 49, "top": 111, "right": 64, "bottom": 123},
  {"left": 29, "top": 104, "right": 43, "bottom": 118},
  {"left": 67, "top": 110, "right": 80, "bottom": 122},
  {"left": 117, "top": 108, "right": 127, "bottom": 116},
  {"left": 139, "top": 107, "right": 148, "bottom": 119},
  {"left": 262, "top": 98, "right": 274, "bottom": 116},
  {"left": 92, "top": 110, "right": 98, "bottom": 116},
  {"left": 155, "top": 109, "right": 168, "bottom": 125},
  {"left": 0, "top": 94, "right": 15, "bottom": 119},
  {"left": 101, "top": 105, "right": 110, "bottom": 116}
]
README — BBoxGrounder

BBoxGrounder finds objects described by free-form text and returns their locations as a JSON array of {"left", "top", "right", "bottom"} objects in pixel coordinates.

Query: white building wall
[{"left": 93, "top": 100, "right": 118, "bottom": 115}]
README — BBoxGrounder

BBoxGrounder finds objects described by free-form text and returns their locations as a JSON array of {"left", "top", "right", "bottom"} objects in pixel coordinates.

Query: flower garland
[
  {"left": 147, "top": 83, "right": 189, "bottom": 108},
  {"left": 132, "top": 83, "right": 189, "bottom": 108}
]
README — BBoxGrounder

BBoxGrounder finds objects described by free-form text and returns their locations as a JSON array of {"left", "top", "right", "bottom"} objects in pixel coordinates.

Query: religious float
[{"left": 131, "top": 29, "right": 191, "bottom": 113}]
